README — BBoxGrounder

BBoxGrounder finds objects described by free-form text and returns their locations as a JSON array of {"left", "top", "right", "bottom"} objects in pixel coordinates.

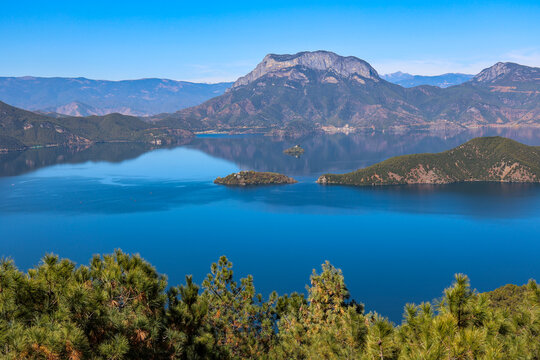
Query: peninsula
[
  {"left": 214, "top": 171, "right": 297, "bottom": 186},
  {"left": 317, "top": 137, "right": 540, "bottom": 186},
  {"left": 0, "top": 101, "right": 192, "bottom": 152}
]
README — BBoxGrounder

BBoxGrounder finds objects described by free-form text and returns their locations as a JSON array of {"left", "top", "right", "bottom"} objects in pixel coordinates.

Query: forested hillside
[
  {"left": 0, "top": 101, "right": 192, "bottom": 151},
  {"left": 318, "top": 137, "right": 540, "bottom": 185}
]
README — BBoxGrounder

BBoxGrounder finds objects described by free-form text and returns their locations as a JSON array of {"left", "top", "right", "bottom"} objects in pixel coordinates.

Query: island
[
  {"left": 283, "top": 145, "right": 305, "bottom": 157},
  {"left": 317, "top": 137, "right": 540, "bottom": 186},
  {"left": 214, "top": 170, "right": 297, "bottom": 186}
]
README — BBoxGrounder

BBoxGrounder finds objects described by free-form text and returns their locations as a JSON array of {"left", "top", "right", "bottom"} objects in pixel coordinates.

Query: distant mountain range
[
  {"left": 381, "top": 71, "right": 473, "bottom": 88},
  {"left": 0, "top": 77, "right": 232, "bottom": 117},
  {"left": 156, "top": 51, "right": 540, "bottom": 133}
]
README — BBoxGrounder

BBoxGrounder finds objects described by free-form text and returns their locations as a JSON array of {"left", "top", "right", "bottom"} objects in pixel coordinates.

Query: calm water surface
[{"left": 1, "top": 129, "right": 539, "bottom": 322}]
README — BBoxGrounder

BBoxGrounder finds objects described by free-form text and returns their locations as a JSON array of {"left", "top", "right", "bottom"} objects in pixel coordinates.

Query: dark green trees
[{"left": 0, "top": 251, "right": 538, "bottom": 359}]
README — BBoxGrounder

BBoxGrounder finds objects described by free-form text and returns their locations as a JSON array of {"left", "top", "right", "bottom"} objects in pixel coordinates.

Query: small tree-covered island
[
  {"left": 318, "top": 137, "right": 540, "bottom": 186},
  {"left": 283, "top": 145, "right": 305, "bottom": 157},
  {"left": 0, "top": 252, "right": 538, "bottom": 359},
  {"left": 214, "top": 170, "right": 297, "bottom": 186}
]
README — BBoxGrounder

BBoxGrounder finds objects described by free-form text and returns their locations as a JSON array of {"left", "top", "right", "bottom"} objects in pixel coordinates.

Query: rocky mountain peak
[
  {"left": 231, "top": 50, "right": 379, "bottom": 88},
  {"left": 473, "top": 62, "right": 528, "bottom": 82}
]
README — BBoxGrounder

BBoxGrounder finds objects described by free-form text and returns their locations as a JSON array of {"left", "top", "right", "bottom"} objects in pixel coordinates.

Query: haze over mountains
[
  {"left": 157, "top": 51, "right": 540, "bottom": 133},
  {"left": 0, "top": 63, "right": 486, "bottom": 119},
  {"left": 0, "top": 77, "right": 232, "bottom": 117},
  {"left": 381, "top": 72, "right": 473, "bottom": 88}
]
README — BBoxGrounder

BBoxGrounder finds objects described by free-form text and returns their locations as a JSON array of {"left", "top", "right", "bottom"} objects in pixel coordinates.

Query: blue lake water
[{"left": 1, "top": 129, "right": 539, "bottom": 322}]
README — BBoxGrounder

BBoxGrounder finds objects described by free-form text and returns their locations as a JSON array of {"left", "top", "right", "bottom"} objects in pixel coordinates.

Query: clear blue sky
[{"left": 1, "top": 0, "right": 539, "bottom": 82}]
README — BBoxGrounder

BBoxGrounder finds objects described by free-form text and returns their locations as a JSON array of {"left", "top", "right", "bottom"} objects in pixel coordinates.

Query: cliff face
[
  {"left": 231, "top": 51, "right": 379, "bottom": 88},
  {"left": 317, "top": 137, "right": 540, "bottom": 186}
]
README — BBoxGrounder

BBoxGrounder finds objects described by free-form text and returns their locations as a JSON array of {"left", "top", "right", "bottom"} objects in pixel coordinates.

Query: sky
[{"left": 1, "top": 0, "right": 539, "bottom": 82}]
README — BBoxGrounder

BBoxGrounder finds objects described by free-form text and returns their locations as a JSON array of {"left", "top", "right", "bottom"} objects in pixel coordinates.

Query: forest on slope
[{"left": 318, "top": 137, "right": 540, "bottom": 185}]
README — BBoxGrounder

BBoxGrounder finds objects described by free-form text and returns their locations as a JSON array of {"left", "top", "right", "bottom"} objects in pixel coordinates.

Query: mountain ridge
[
  {"left": 231, "top": 50, "right": 379, "bottom": 89},
  {"left": 382, "top": 72, "right": 473, "bottom": 88},
  {"left": 0, "top": 76, "right": 233, "bottom": 117},
  {"left": 0, "top": 101, "right": 192, "bottom": 152},
  {"left": 157, "top": 52, "right": 540, "bottom": 133}
]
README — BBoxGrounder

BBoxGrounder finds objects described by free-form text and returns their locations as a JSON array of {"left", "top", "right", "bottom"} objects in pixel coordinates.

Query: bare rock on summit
[
  {"left": 472, "top": 62, "right": 540, "bottom": 83},
  {"left": 231, "top": 50, "right": 379, "bottom": 89}
]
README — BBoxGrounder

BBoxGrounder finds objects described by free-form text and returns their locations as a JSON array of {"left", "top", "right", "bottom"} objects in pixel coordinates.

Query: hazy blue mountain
[
  {"left": 0, "top": 77, "right": 233, "bottom": 116},
  {"left": 382, "top": 71, "right": 473, "bottom": 87}
]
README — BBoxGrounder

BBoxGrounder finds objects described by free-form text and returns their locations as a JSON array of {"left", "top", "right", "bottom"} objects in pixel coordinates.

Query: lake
[{"left": 1, "top": 128, "right": 539, "bottom": 322}]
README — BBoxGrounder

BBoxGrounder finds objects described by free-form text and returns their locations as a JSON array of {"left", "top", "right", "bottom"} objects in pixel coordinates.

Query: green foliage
[
  {"left": 320, "top": 137, "right": 540, "bottom": 185},
  {"left": 0, "top": 252, "right": 538, "bottom": 359},
  {"left": 214, "top": 171, "right": 297, "bottom": 186},
  {"left": 0, "top": 101, "right": 191, "bottom": 150}
]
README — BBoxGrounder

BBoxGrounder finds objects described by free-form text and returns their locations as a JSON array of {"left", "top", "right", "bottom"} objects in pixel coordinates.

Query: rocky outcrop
[
  {"left": 214, "top": 171, "right": 297, "bottom": 186},
  {"left": 231, "top": 51, "right": 379, "bottom": 89}
]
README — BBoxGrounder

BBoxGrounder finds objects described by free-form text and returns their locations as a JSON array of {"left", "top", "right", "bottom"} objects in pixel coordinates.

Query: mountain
[
  {"left": 157, "top": 51, "right": 428, "bottom": 132},
  {"left": 0, "top": 77, "right": 232, "bottom": 116},
  {"left": 382, "top": 72, "right": 473, "bottom": 88},
  {"left": 157, "top": 51, "right": 540, "bottom": 133},
  {"left": 40, "top": 101, "right": 104, "bottom": 117},
  {"left": 317, "top": 137, "right": 540, "bottom": 185},
  {"left": 0, "top": 101, "right": 192, "bottom": 152}
]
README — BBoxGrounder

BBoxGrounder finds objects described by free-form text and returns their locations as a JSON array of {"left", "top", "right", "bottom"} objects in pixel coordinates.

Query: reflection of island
[
  {"left": 3, "top": 127, "right": 540, "bottom": 179},
  {"left": 0, "top": 142, "right": 179, "bottom": 177},
  {"left": 188, "top": 128, "right": 540, "bottom": 177}
]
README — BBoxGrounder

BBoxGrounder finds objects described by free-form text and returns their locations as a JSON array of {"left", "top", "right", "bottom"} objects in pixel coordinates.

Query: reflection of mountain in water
[
  {"left": 2, "top": 127, "right": 540, "bottom": 178},
  {"left": 0, "top": 143, "right": 157, "bottom": 177},
  {"left": 188, "top": 128, "right": 540, "bottom": 176}
]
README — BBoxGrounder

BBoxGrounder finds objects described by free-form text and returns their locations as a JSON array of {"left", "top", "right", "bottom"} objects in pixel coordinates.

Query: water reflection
[
  {"left": 0, "top": 143, "right": 153, "bottom": 177},
  {"left": 188, "top": 128, "right": 540, "bottom": 176},
  {"left": 2, "top": 128, "right": 540, "bottom": 178}
]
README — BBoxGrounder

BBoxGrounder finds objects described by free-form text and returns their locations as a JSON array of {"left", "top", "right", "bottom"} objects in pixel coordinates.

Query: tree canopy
[{"left": 0, "top": 251, "right": 538, "bottom": 359}]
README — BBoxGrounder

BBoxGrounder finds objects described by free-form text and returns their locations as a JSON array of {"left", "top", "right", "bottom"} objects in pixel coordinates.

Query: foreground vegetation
[{"left": 0, "top": 251, "right": 538, "bottom": 359}]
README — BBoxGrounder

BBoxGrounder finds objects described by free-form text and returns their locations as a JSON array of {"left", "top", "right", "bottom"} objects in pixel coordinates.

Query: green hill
[
  {"left": 0, "top": 101, "right": 192, "bottom": 151},
  {"left": 317, "top": 137, "right": 540, "bottom": 185}
]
